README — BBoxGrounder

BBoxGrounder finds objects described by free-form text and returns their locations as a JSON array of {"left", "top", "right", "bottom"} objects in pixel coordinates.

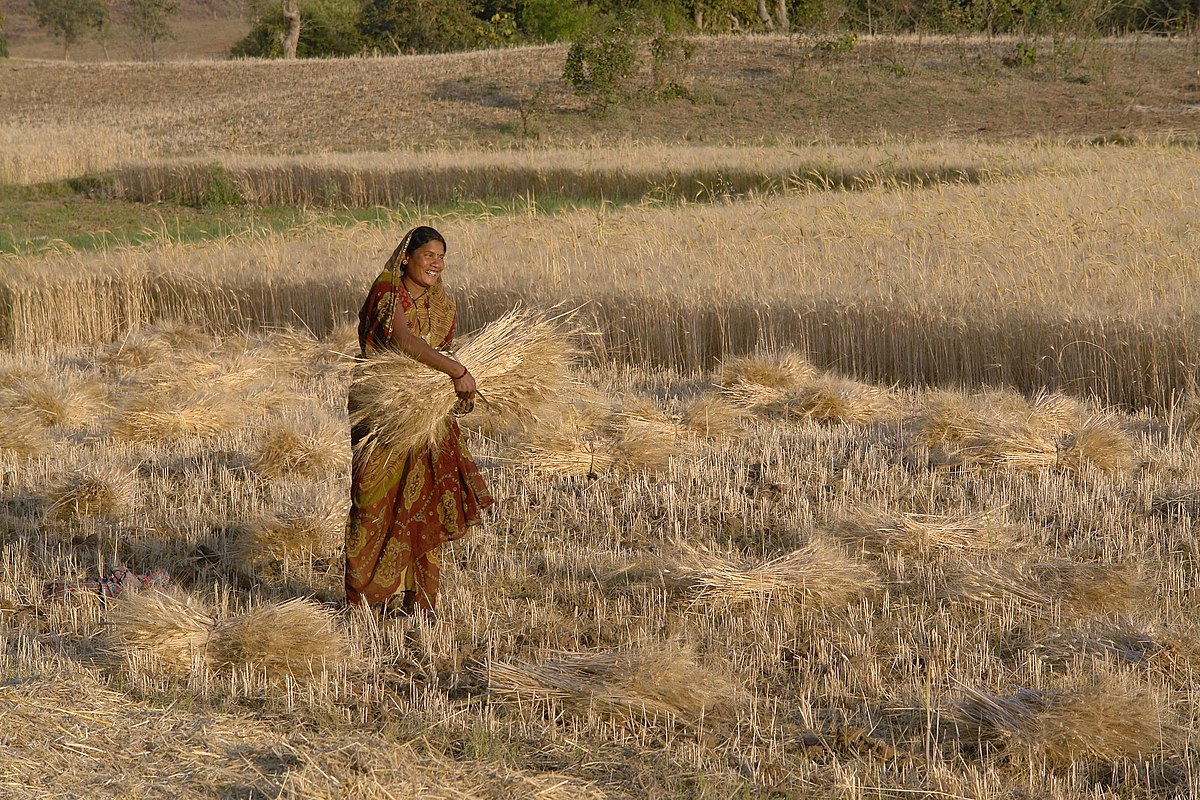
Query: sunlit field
[{"left": 3, "top": 40, "right": 1200, "bottom": 800}]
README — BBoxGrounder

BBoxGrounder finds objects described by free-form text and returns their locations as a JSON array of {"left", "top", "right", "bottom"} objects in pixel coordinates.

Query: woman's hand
[{"left": 451, "top": 367, "right": 477, "bottom": 407}]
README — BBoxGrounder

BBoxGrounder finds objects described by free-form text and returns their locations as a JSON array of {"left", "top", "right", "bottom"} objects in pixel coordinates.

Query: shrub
[
  {"left": 520, "top": 0, "right": 592, "bottom": 41},
  {"left": 358, "top": 0, "right": 482, "bottom": 53},
  {"left": 563, "top": 17, "right": 640, "bottom": 113}
]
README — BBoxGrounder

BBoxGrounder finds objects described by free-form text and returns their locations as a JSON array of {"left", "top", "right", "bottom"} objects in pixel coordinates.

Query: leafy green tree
[
  {"left": 231, "top": 0, "right": 363, "bottom": 57},
  {"left": 32, "top": 0, "right": 110, "bottom": 57},
  {"left": 358, "top": 0, "right": 482, "bottom": 53},
  {"left": 125, "top": 0, "right": 179, "bottom": 59}
]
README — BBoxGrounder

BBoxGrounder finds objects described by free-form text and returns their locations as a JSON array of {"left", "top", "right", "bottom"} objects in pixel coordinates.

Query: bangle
[{"left": 450, "top": 364, "right": 468, "bottom": 380}]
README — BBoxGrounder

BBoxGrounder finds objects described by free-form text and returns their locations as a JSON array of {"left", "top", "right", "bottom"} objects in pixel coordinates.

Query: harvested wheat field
[{"left": 4, "top": 35, "right": 1200, "bottom": 800}]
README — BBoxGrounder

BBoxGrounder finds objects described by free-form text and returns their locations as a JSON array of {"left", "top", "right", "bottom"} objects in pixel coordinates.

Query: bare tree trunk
[
  {"left": 279, "top": 0, "right": 300, "bottom": 59},
  {"left": 774, "top": 0, "right": 789, "bottom": 32},
  {"left": 694, "top": 6, "right": 703, "bottom": 29},
  {"left": 757, "top": 0, "right": 775, "bottom": 30}
]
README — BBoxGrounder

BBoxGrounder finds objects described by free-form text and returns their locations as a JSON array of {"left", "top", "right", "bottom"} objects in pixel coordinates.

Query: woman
[{"left": 345, "top": 226, "right": 494, "bottom": 618}]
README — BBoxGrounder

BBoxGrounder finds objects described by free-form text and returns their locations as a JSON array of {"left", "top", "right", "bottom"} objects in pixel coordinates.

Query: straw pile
[
  {"left": 231, "top": 501, "right": 345, "bottom": 568},
  {"left": 485, "top": 646, "right": 735, "bottom": 724},
  {"left": 211, "top": 598, "right": 350, "bottom": 676},
  {"left": 678, "top": 394, "right": 751, "bottom": 440},
  {"left": 45, "top": 464, "right": 137, "bottom": 520},
  {"left": 111, "top": 389, "right": 244, "bottom": 441},
  {"left": 941, "top": 559, "right": 1142, "bottom": 615},
  {"left": 722, "top": 371, "right": 892, "bottom": 425},
  {"left": 1058, "top": 416, "right": 1138, "bottom": 475},
  {"left": 107, "top": 591, "right": 349, "bottom": 679},
  {"left": 687, "top": 539, "right": 879, "bottom": 608},
  {"left": 0, "top": 408, "right": 52, "bottom": 458},
  {"left": 944, "top": 416, "right": 1059, "bottom": 471},
  {"left": 251, "top": 413, "right": 349, "bottom": 479},
  {"left": 350, "top": 309, "right": 577, "bottom": 457},
  {"left": 953, "top": 679, "right": 1175, "bottom": 764},
  {"left": 716, "top": 351, "right": 817, "bottom": 389},
  {"left": 835, "top": 506, "right": 1018, "bottom": 556}
]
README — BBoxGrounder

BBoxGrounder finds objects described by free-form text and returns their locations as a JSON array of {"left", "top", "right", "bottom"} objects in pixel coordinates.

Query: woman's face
[{"left": 403, "top": 239, "right": 446, "bottom": 290}]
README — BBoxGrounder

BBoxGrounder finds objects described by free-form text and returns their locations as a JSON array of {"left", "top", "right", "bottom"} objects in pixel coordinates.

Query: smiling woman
[{"left": 344, "top": 225, "right": 494, "bottom": 619}]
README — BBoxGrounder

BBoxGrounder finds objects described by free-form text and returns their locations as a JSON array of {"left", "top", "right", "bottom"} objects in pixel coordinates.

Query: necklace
[{"left": 401, "top": 276, "right": 433, "bottom": 336}]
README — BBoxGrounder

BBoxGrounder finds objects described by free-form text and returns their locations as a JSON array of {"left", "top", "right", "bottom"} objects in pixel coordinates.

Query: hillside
[{"left": 4, "top": 36, "right": 1200, "bottom": 154}]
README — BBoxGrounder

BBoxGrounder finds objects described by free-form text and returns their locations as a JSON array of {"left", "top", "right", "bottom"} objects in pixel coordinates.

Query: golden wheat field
[{"left": 3, "top": 40, "right": 1200, "bottom": 800}]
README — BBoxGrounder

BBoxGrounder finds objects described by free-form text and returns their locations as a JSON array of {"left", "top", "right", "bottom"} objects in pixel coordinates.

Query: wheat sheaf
[{"left": 349, "top": 309, "right": 578, "bottom": 457}]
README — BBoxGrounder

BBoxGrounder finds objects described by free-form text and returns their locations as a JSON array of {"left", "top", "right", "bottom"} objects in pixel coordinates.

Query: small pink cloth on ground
[{"left": 43, "top": 567, "right": 170, "bottom": 600}]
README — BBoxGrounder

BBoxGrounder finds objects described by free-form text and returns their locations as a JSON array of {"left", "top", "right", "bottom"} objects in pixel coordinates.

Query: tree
[
  {"left": 358, "top": 0, "right": 482, "bottom": 53},
  {"left": 280, "top": 0, "right": 301, "bottom": 57},
  {"left": 0, "top": 11, "right": 9, "bottom": 57},
  {"left": 125, "top": 0, "right": 179, "bottom": 59},
  {"left": 32, "top": 0, "right": 110, "bottom": 57},
  {"left": 231, "top": 0, "right": 361, "bottom": 58}
]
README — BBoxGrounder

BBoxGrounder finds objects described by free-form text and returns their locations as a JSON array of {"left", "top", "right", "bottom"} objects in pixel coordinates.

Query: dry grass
[
  {"left": 111, "top": 389, "right": 244, "bottom": 441},
  {"left": 350, "top": 309, "right": 577, "bottom": 457},
  {"left": 485, "top": 646, "right": 735, "bottom": 725},
  {"left": 1059, "top": 416, "right": 1138, "bottom": 475},
  {"left": 678, "top": 394, "right": 751, "bottom": 441},
  {"left": 941, "top": 560, "right": 1143, "bottom": 615}
]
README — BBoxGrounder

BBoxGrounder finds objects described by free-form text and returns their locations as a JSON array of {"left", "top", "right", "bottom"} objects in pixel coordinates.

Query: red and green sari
[{"left": 345, "top": 266, "right": 493, "bottom": 613}]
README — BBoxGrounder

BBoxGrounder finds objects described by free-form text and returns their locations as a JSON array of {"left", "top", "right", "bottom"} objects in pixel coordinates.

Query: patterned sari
[{"left": 345, "top": 264, "right": 493, "bottom": 612}]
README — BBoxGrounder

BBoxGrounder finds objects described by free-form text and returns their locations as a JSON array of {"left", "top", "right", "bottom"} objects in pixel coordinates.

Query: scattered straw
[
  {"left": 940, "top": 559, "right": 1142, "bottom": 615},
  {"left": 350, "top": 309, "right": 577, "bottom": 456}
]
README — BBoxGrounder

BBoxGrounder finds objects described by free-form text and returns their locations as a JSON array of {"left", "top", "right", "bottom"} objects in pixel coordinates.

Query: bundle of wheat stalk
[
  {"left": 45, "top": 464, "right": 138, "bottom": 521},
  {"left": 940, "top": 559, "right": 1142, "bottom": 615},
  {"left": 687, "top": 538, "right": 879, "bottom": 608},
  {"left": 107, "top": 590, "right": 216, "bottom": 676},
  {"left": 0, "top": 375, "right": 108, "bottom": 429},
  {"left": 0, "top": 408, "right": 53, "bottom": 458},
  {"left": 716, "top": 350, "right": 817, "bottom": 389},
  {"left": 484, "top": 646, "right": 734, "bottom": 724},
  {"left": 107, "top": 591, "right": 349, "bottom": 679},
  {"left": 722, "top": 374, "right": 892, "bottom": 425},
  {"left": 836, "top": 506, "right": 1018, "bottom": 556},
  {"left": 111, "top": 389, "right": 244, "bottom": 441},
  {"left": 1058, "top": 416, "right": 1138, "bottom": 475},
  {"left": 350, "top": 309, "right": 577, "bottom": 457},
  {"left": 953, "top": 679, "right": 1176, "bottom": 764},
  {"left": 678, "top": 394, "right": 752, "bottom": 440},
  {"left": 912, "top": 389, "right": 1088, "bottom": 449},
  {"left": 252, "top": 413, "right": 349, "bottom": 479},
  {"left": 231, "top": 502, "right": 345, "bottom": 569}
]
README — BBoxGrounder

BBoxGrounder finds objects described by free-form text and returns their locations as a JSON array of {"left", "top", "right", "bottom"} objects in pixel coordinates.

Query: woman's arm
[{"left": 391, "top": 322, "right": 477, "bottom": 398}]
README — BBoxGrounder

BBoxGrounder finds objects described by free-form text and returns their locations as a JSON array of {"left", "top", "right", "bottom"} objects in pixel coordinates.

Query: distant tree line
[{"left": 230, "top": 0, "right": 1199, "bottom": 58}]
